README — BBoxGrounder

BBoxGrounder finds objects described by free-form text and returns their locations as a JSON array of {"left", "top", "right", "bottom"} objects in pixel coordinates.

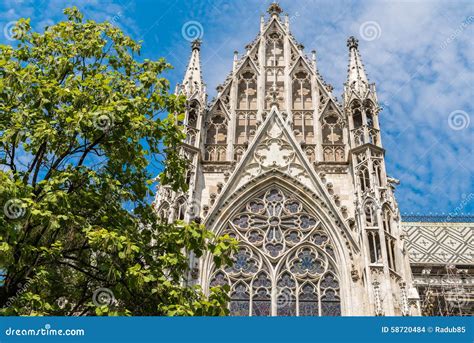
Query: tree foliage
[{"left": 0, "top": 7, "right": 236, "bottom": 316}]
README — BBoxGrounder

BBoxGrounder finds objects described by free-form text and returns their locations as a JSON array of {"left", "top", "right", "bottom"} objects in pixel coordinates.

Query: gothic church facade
[{"left": 155, "top": 3, "right": 473, "bottom": 316}]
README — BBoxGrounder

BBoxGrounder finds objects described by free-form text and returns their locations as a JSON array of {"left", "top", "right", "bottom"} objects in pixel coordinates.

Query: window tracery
[
  {"left": 373, "top": 160, "right": 383, "bottom": 186},
  {"left": 293, "top": 112, "right": 314, "bottom": 144},
  {"left": 382, "top": 206, "right": 397, "bottom": 271},
  {"left": 158, "top": 203, "right": 169, "bottom": 222},
  {"left": 205, "top": 106, "right": 228, "bottom": 161},
  {"left": 209, "top": 188, "right": 341, "bottom": 316},
  {"left": 358, "top": 166, "right": 370, "bottom": 192},
  {"left": 292, "top": 66, "right": 312, "bottom": 110},
  {"left": 322, "top": 112, "right": 345, "bottom": 162},
  {"left": 265, "top": 29, "right": 285, "bottom": 109},
  {"left": 175, "top": 197, "right": 186, "bottom": 221}
]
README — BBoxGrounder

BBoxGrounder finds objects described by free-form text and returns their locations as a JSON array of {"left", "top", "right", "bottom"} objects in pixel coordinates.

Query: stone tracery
[{"left": 209, "top": 188, "right": 341, "bottom": 316}]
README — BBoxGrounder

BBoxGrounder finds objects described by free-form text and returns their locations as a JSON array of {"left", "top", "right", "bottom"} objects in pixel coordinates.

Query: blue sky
[{"left": 1, "top": 0, "right": 473, "bottom": 215}]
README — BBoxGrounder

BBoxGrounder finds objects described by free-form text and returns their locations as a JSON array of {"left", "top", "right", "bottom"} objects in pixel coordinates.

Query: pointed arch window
[
  {"left": 158, "top": 203, "right": 169, "bottom": 222},
  {"left": 358, "top": 166, "right": 370, "bottom": 192},
  {"left": 208, "top": 188, "right": 342, "bottom": 316},
  {"left": 265, "top": 29, "right": 285, "bottom": 109},
  {"left": 364, "top": 100, "right": 375, "bottom": 128},
  {"left": 187, "top": 101, "right": 199, "bottom": 128},
  {"left": 175, "top": 198, "right": 187, "bottom": 221},
  {"left": 205, "top": 107, "right": 228, "bottom": 161},
  {"left": 364, "top": 201, "right": 378, "bottom": 227},
  {"left": 367, "top": 230, "right": 382, "bottom": 264},
  {"left": 352, "top": 109, "right": 363, "bottom": 129},
  {"left": 322, "top": 112, "right": 345, "bottom": 162},
  {"left": 237, "top": 69, "right": 257, "bottom": 110},
  {"left": 373, "top": 160, "right": 383, "bottom": 186},
  {"left": 206, "top": 113, "right": 227, "bottom": 144},
  {"left": 292, "top": 68, "right": 312, "bottom": 110},
  {"left": 382, "top": 206, "right": 397, "bottom": 271}
]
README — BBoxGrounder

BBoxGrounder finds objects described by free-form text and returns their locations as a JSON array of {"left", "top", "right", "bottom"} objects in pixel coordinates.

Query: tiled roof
[{"left": 402, "top": 221, "right": 474, "bottom": 265}]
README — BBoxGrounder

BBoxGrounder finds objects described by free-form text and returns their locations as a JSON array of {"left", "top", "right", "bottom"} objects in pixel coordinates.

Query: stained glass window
[{"left": 208, "top": 188, "right": 342, "bottom": 316}]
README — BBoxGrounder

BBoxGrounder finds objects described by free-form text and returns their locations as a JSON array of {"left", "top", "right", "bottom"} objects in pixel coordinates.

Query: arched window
[
  {"left": 364, "top": 201, "right": 378, "bottom": 227},
  {"left": 367, "top": 230, "right": 382, "bottom": 264},
  {"left": 205, "top": 105, "right": 228, "bottom": 161},
  {"left": 352, "top": 102, "right": 363, "bottom": 129},
  {"left": 321, "top": 112, "right": 344, "bottom": 162},
  {"left": 364, "top": 100, "right": 375, "bottom": 128},
  {"left": 358, "top": 166, "right": 370, "bottom": 192},
  {"left": 292, "top": 66, "right": 312, "bottom": 110},
  {"left": 237, "top": 69, "right": 257, "bottom": 110},
  {"left": 265, "top": 27, "right": 285, "bottom": 109},
  {"left": 208, "top": 188, "right": 341, "bottom": 316},
  {"left": 175, "top": 198, "right": 186, "bottom": 221},
  {"left": 187, "top": 101, "right": 199, "bottom": 128},
  {"left": 382, "top": 206, "right": 396, "bottom": 271},
  {"left": 382, "top": 207, "right": 392, "bottom": 234},
  {"left": 158, "top": 203, "right": 169, "bottom": 222},
  {"left": 206, "top": 113, "right": 227, "bottom": 144},
  {"left": 373, "top": 160, "right": 383, "bottom": 186}
]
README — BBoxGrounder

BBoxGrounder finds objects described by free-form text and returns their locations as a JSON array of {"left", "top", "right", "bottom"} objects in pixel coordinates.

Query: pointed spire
[
  {"left": 181, "top": 39, "right": 204, "bottom": 99},
  {"left": 346, "top": 36, "right": 369, "bottom": 96}
]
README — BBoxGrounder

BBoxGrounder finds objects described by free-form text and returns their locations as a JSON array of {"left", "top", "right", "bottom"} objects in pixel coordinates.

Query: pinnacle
[
  {"left": 347, "top": 36, "right": 358, "bottom": 50},
  {"left": 267, "top": 2, "right": 283, "bottom": 16}
]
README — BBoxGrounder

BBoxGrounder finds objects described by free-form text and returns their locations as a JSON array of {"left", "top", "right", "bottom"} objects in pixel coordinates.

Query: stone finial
[
  {"left": 347, "top": 36, "right": 358, "bottom": 50},
  {"left": 191, "top": 39, "right": 201, "bottom": 51},
  {"left": 267, "top": 2, "right": 283, "bottom": 16}
]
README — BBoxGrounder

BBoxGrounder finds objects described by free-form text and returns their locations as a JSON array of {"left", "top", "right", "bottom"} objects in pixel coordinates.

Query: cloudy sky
[{"left": 1, "top": 0, "right": 473, "bottom": 215}]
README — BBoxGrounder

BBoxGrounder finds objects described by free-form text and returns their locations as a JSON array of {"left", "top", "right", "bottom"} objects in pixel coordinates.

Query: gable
[{"left": 204, "top": 106, "right": 358, "bottom": 253}]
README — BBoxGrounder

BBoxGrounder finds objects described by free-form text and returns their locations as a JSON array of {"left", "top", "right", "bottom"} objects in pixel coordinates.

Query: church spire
[
  {"left": 181, "top": 39, "right": 205, "bottom": 101},
  {"left": 346, "top": 36, "right": 369, "bottom": 97}
]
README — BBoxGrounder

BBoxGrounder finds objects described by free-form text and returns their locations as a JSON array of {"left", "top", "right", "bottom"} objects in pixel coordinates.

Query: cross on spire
[{"left": 267, "top": 2, "right": 283, "bottom": 17}]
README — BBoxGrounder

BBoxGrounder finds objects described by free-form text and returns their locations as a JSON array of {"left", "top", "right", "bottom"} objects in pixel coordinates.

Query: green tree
[{"left": 0, "top": 7, "right": 236, "bottom": 316}]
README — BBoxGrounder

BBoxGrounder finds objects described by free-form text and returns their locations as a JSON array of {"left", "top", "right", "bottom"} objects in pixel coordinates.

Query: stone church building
[{"left": 155, "top": 3, "right": 473, "bottom": 316}]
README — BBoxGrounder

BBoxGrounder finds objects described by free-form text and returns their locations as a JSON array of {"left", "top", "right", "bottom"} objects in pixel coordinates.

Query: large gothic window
[{"left": 209, "top": 188, "right": 341, "bottom": 316}]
